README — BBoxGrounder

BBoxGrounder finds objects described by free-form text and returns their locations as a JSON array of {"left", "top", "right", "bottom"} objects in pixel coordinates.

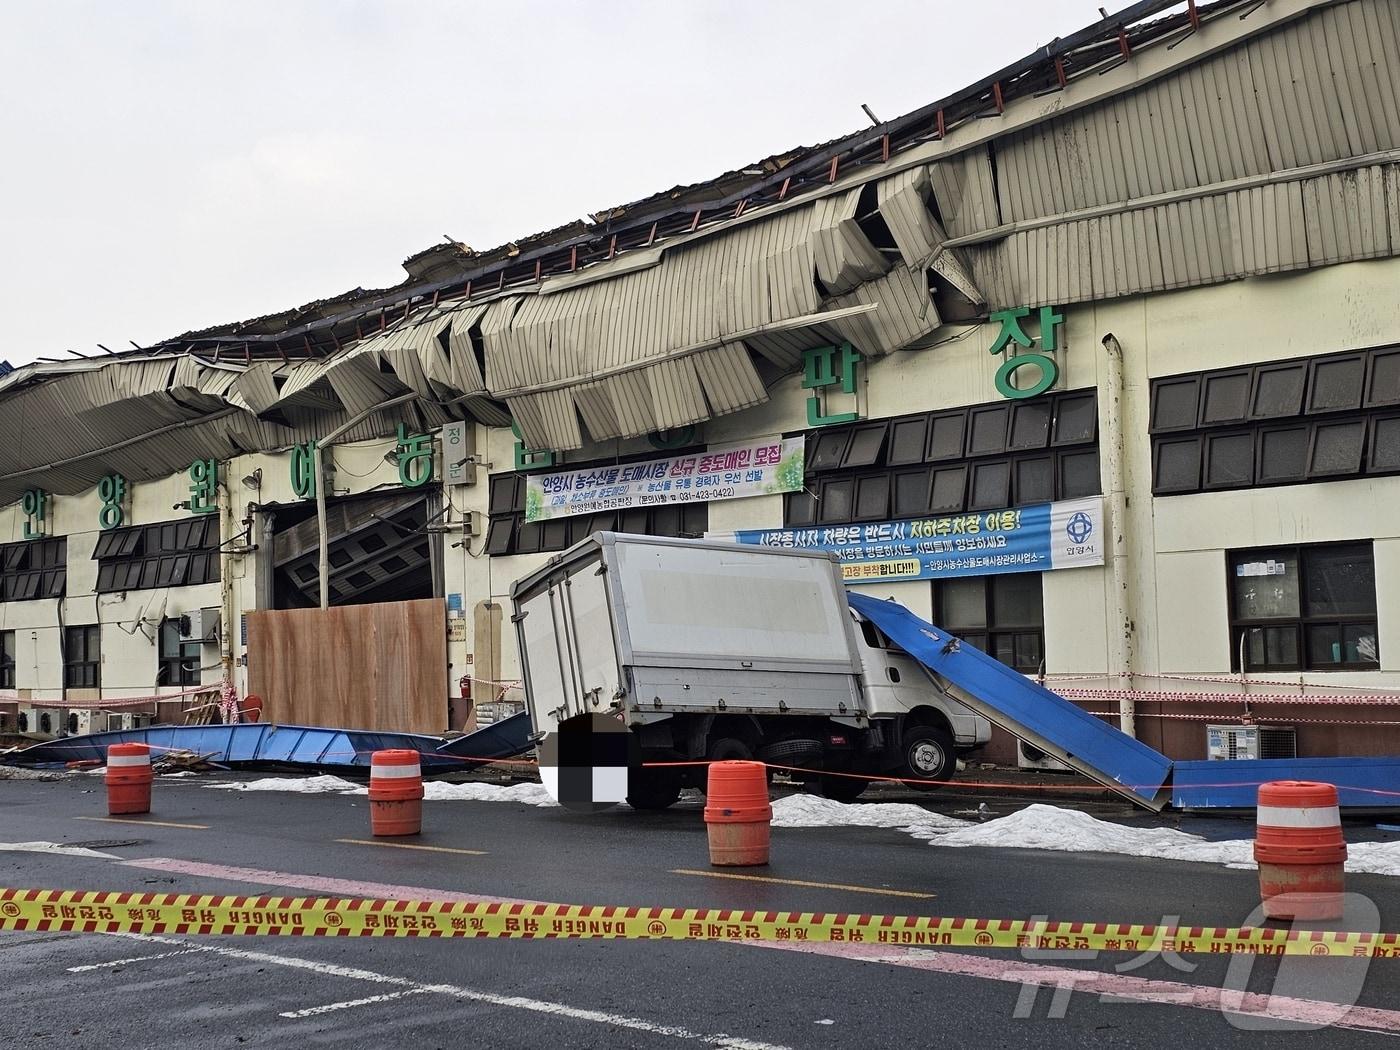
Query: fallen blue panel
[
  {"left": 436, "top": 710, "right": 534, "bottom": 762},
  {"left": 848, "top": 593, "right": 1173, "bottom": 810},
  {"left": 1173, "top": 757, "right": 1400, "bottom": 810},
  {"left": 3, "top": 723, "right": 463, "bottom": 774}
]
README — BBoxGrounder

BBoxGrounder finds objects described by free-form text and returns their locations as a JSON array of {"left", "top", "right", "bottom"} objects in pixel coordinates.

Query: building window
[
  {"left": 933, "top": 572, "right": 1045, "bottom": 674},
  {"left": 484, "top": 462, "right": 709, "bottom": 557},
  {"left": 94, "top": 517, "right": 219, "bottom": 593},
  {"left": 0, "top": 631, "right": 14, "bottom": 689},
  {"left": 0, "top": 538, "right": 66, "bottom": 601},
  {"left": 785, "top": 390, "right": 1099, "bottom": 527},
  {"left": 157, "top": 619, "right": 202, "bottom": 687},
  {"left": 63, "top": 625, "right": 100, "bottom": 689},
  {"left": 1228, "top": 543, "right": 1379, "bottom": 672},
  {"left": 1149, "top": 345, "right": 1400, "bottom": 496}
]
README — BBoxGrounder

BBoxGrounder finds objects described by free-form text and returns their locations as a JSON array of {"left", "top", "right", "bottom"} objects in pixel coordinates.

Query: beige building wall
[{"left": 6, "top": 254, "right": 1400, "bottom": 740}]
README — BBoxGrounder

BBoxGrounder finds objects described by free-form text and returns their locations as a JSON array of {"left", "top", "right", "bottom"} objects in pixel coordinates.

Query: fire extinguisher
[{"left": 459, "top": 673, "right": 472, "bottom": 700}]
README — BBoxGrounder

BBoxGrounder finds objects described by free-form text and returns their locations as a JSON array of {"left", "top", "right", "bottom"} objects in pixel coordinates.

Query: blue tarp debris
[{"left": 848, "top": 592, "right": 1173, "bottom": 810}]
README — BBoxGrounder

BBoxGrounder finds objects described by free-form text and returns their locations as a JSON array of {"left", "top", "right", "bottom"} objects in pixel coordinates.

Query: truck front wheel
[
  {"left": 900, "top": 726, "right": 955, "bottom": 790},
  {"left": 627, "top": 770, "right": 681, "bottom": 811}
]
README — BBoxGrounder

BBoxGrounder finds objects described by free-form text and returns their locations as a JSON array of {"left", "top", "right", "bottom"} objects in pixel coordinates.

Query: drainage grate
[{"left": 66, "top": 839, "right": 144, "bottom": 849}]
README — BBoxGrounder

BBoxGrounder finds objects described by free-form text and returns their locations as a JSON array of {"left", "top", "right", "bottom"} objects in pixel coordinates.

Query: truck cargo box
[{"left": 511, "top": 533, "right": 866, "bottom": 737}]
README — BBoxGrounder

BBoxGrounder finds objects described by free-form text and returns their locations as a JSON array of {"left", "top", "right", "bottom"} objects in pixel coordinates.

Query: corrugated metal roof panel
[
  {"left": 993, "top": 1, "right": 1400, "bottom": 225},
  {"left": 810, "top": 187, "right": 890, "bottom": 294}
]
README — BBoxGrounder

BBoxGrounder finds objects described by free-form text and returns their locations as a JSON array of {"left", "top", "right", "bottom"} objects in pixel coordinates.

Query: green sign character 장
[
  {"left": 988, "top": 305, "right": 1065, "bottom": 399},
  {"left": 802, "top": 342, "right": 862, "bottom": 427}
]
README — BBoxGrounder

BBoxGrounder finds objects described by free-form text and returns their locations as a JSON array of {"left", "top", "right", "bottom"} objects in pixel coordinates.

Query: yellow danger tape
[{"left": 2, "top": 889, "right": 1395, "bottom": 957}]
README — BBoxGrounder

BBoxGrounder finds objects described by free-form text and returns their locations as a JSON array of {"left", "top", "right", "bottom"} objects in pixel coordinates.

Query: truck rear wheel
[
  {"left": 707, "top": 737, "right": 754, "bottom": 762},
  {"left": 900, "top": 726, "right": 955, "bottom": 791},
  {"left": 627, "top": 770, "right": 681, "bottom": 811}
]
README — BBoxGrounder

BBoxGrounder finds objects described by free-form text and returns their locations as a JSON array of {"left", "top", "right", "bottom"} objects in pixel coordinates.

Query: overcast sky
[{"left": 0, "top": 0, "right": 1096, "bottom": 366}]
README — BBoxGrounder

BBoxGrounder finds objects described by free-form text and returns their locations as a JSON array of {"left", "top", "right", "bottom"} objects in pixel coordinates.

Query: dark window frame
[
  {"left": 1227, "top": 542, "right": 1379, "bottom": 672},
  {"left": 483, "top": 449, "right": 710, "bottom": 556},
  {"left": 1151, "top": 346, "right": 1400, "bottom": 495},
  {"left": 157, "top": 618, "right": 202, "bottom": 687},
  {"left": 94, "top": 518, "right": 217, "bottom": 594},
  {"left": 0, "top": 538, "right": 67, "bottom": 603},
  {"left": 934, "top": 572, "right": 1046, "bottom": 675},
  {"left": 0, "top": 630, "right": 14, "bottom": 690},
  {"left": 63, "top": 625, "right": 100, "bottom": 690},
  {"left": 783, "top": 390, "right": 1100, "bottom": 527}
]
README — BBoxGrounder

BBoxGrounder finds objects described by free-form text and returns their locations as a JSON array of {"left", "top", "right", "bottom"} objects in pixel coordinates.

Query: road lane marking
[
  {"left": 103, "top": 931, "right": 791, "bottom": 1048},
  {"left": 115, "top": 858, "right": 1400, "bottom": 1035},
  {"left": 334, "top": 838, "right": 487, "bottom": 856},
  {"left": 669, "top": 868, "right": 934, "bottom": 899},
  {"left": 280, "top": 988, "right": 431, "bottom": 1018},
  {"left": 0, "top": 841, "right": 119, "bottom": 859},
  {"left": 119, "top": 858, "right": 523, "bottom": 904},
  {"left": 765, "top": 940, "right": 1400, "bottom": 1036},
  {"left": 66, "top": 948, "right": 203, "bottom": 973},
  {"left": 75, "top": 816, "right": 209, "bottom": 830}
]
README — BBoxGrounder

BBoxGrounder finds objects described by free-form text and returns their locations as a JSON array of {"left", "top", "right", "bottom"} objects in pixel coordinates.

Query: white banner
[{"left": 524, "top": 437, "right": 805, "bottom": 522}]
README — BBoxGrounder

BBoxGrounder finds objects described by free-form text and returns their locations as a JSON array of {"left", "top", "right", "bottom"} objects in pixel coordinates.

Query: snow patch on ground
[
  {"left": 422, "top": 781, "right": 557, "bottom": 806},
  {"left": 208, "top": 775, "right": 365, "bottom": 795},
  {"left": 1346, "top": 841, "right": 1400, "bottom": 877},
  {"left": 770, "top": 794, "right": 967, "bottom": 832},
  {"left": 0, "top": 841, "right": 119, "bottom": 859},
  {"left": 936, "top": 804, "right": 1255, "bottom": 865},
  {"left": 768, "top": 798, "right": 1400, "bottom": 877}
]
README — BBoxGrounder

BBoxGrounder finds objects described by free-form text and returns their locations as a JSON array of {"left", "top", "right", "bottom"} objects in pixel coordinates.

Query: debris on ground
[{"left": 152, "top": 749, "right": 223, "bottom": 774}]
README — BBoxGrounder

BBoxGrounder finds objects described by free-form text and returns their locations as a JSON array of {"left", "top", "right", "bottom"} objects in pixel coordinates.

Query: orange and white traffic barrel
[
  {"left": 1255, "top": 780, "right": 1347, "bottom": 921},
  {"left": 105, "top": 743, "right": 153, "bottom": 815},
  {"left": 368, "top": 750, "right": 424, "bottom": 837},
  {"left": 703, "top": 760, "right": 772, "bottom": 866}
]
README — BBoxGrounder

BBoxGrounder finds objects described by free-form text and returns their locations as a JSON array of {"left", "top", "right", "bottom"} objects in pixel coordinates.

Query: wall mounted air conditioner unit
[
  {"left": 1017, "top": 739, "right": 1072, "bottom": 772},
  {"left": 179, "top": 608, "right": 222, "bottom": 642},
  {"left": 104, "top": 712, "right": 153, "bottom": 732},
  {"left": 26, "top": 707, "right": 60, "bottom": 738},
  {"left": 68, "top": 709, "right": 94, "bottom": 736},
  {"left": 1206, "top": 724, "right": 1297, "bottom": 761}
]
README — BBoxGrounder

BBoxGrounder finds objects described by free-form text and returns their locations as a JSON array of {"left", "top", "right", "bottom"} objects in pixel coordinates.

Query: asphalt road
[{"left": 2, "top": 773, "right": 1398, "bottom": 1049}]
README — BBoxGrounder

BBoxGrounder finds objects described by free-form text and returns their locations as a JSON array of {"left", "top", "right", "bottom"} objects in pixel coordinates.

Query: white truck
[{"left": 510, "top": 533, "right": 991, "bottom": 809}]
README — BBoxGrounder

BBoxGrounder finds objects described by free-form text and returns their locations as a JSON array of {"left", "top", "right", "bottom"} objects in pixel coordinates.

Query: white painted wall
[{"left": 7, "top": 254, "right": 1400, "bottom": 720}]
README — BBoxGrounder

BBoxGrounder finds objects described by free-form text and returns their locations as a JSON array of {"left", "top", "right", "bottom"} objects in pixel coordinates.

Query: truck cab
[{"left": 845, "top": 609, "right": 992, "bottom": 796}]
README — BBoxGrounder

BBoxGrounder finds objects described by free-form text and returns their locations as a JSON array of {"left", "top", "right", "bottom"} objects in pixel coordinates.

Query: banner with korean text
[
  {"left": 524, "top": 438, "right": 805, "bottom": 522},
  {"left": 709, "top": 496, "right": 1104, "bottom": 583}
]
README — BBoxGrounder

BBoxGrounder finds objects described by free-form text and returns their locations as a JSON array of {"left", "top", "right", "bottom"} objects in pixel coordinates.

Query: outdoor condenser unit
[
  {"left": 178, "top": 608, "right": 221, "bottom": 642},
  {"left": 1016, "top": 739, "right": 1072, "bottom": 772},
  {"left": 1206, "top": 724, "right": 1297, "bottom": 761}
]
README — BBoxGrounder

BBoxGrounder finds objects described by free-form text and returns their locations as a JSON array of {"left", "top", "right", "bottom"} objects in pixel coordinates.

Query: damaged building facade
[{"left": 4, "top": 0, "right": 1400, "bottom": 763}]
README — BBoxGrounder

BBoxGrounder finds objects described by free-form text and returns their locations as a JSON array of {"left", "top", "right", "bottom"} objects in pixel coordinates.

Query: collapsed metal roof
[{"left": 5, "top": 0, "right": 1387, "bottom": 506}]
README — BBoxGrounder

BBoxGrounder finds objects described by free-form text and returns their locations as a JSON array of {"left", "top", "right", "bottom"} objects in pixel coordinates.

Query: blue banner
[{"left": 710, "top": 496, "right": 1104, "bottom": 583}]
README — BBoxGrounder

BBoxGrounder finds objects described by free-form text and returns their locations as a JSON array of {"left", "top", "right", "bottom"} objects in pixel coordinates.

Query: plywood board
[{"left": 246, "top": 598, "right": 447, "bottom": 734}]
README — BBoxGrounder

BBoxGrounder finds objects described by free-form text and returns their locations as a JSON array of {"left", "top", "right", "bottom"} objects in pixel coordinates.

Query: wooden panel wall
[{"left": 247, "top": 598, "right": 447, "bottom": 734}]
